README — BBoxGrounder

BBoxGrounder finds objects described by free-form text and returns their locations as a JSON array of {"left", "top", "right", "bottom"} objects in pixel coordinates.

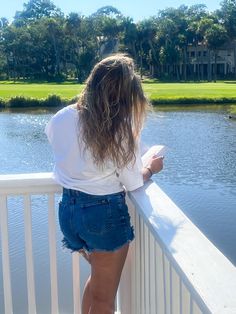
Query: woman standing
[{"left": 45, "top": 54, "right": 163, "bottom": 314}]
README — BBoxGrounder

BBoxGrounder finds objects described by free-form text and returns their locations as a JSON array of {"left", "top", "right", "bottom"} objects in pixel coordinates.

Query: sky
[{"left": 1, "top": 0, "right": 222, "bottom": 22}]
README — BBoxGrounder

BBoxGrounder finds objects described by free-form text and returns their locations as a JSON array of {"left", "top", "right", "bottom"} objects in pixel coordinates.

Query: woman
[{"left": 45, "top": 54, "right": 164, "bottom": 314}]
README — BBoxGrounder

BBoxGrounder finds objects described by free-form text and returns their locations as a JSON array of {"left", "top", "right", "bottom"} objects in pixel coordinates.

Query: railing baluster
[
  {"left": 163, "top": 254, "right": 171, "bottom": 314},
  {"left": 72, "top": 252, "right": 81, "bottom": 314},
  {"left": 48, "top": 193, "right": 59, "bottom": 314},
  {"left": 181, "top": 281, "right": 191, "bottom": 314},
  {"left": 149, "top": 232, "right": 156, "bottom": 314},
  {"left": 0, "top": 195, "right": 13, "bottom": 314},
  {"left": 144, "top": 223, "right": 149, "bottom": 313},
  {"left": 129, "top": 203, "right": 136, "bottom": 314},
  {"left": 140, "top": 217, "right": 145, "bottom": 314},
  {"left": 192, "top": 300, "right": 202, "bottom": 314},
  {"left": 135, "top": 210, "right": 141, "bottom": 314},
  {"left": 23, "top": 194, "right": 37, "bottom": 314},
  {"left": 155, "top": 241, "right": 165, "bottom": 313},
  {"left": 171, "top": 266, "right": 180, "bottom": 314}
]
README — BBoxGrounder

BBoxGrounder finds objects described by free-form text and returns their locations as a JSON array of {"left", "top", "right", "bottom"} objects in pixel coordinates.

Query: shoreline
[{"left": 1, "top": 95, "right": 236, "bottom": 108}]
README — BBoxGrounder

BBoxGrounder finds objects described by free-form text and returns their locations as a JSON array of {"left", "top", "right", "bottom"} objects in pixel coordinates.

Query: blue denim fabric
[{"left": 58, "top": 188, "right": 134, "bottom": 253}]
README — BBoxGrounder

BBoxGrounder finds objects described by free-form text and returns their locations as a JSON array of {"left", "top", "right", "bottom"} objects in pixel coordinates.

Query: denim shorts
[{"left": 58, "top": 188, "right": 134, "bottom": 253}]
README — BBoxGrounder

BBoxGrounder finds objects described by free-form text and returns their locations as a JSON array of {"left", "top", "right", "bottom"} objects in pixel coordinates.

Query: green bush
[
  {"left": 43, "top": 94, "right": 65, "bottom": 107},
  {"left": 151, "top": 97, "right": 236, "bottom": 105},
  {"left": 4, "top": 95, "right": 69, "bottom": 108},
  {"left": 0, "top": 98, "right": 6, "bottom": 108},
  {"left": 7, "top": 96, "right": 41, "bottom": 108},
  {"left": 1, "top": 94, "right": 236, "bottom": 108}
]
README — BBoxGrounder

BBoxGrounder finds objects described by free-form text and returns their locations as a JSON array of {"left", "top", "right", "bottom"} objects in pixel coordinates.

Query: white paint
[
  {"left": 0, "top": 172, "right": 62, "bottom": 195},
  {"left": 23, "top": 195, "right": 37, "bottom": 314},
  {"left": 72, "top": 252, "right": 81, "bottom": 314},
  {"left": 48, "top": 193, "right": 59, "bottom": 314},
  {"left": 0, "top": 195, "right": 13, "bottom": 314},
  {"left": 1, "top": 173, "right": 236, "bottom": 314},
  {"left": 129, "top": 180, "right": 236, "bottom": 313}
]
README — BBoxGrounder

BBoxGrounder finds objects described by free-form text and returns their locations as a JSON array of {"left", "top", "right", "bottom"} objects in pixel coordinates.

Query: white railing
[{"left": 1, "top": 173, "right": 236, "bottom": 314}]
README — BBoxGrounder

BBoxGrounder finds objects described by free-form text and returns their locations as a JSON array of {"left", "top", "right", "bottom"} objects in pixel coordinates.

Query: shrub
[
  {"left": 7, "top": 96, "right": 41, "bottom": 108},
  {"left": 1, "top": 94, "right": 236, "bottom": 108},
  {"left": 43, "top": 94, "right": 65, "bottom": 107},
  {"left": 151, "top": 97, "right": 236, "bottom": 105},
  {"left": 5, "top": 95, "right": 68, "bottom": 108},
  {"left": 0, "top": 98, "right": 6, "bottom": 108}
]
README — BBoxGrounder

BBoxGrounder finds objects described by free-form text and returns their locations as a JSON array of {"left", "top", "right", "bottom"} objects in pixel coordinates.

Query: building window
[
  {"left": 191, "top": 51, "right": 195, "bottom": 57},
  {"left": 203, "top": 51, "right": 207, "bottom": 57},
  {"left": 198, "top": 51, "right": 201, "bottom": 57}
]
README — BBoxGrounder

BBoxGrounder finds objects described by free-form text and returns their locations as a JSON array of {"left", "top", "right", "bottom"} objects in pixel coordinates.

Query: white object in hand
[{"left": 141, "top": 145, "right": 166, "bottom": 166}]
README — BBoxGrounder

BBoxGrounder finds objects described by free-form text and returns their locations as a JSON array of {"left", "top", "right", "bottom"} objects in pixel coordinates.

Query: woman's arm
[{"left": 142, "top": 155, "right": 164, "bottom": 182}]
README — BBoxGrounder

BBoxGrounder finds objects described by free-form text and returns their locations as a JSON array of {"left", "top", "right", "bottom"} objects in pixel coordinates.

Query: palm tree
[{"left": 204, "top": 23, "right": 228, "bottom": 81}]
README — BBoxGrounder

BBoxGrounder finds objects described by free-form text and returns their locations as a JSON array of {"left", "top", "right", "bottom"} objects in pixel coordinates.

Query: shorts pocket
[
  {"left": 58, "top": 201, "right": 72, "bottom": 235},
  {"left": 81, "top": 199, "right": 111, "bottom": 235}
]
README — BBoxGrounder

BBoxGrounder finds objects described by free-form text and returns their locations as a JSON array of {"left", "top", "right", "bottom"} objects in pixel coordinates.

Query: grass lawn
[
  {"left": 144, "top": 82, "right": 236, "bottom": 102},
  {"left": 0, "top": 81, "right": 235, "bottom": 104},
  {"left": 0, "top": 82, "right": 85, "bottom": 99}
]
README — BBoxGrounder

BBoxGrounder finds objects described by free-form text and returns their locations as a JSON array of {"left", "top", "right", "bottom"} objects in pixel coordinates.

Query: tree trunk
[
  {"left": 51, "top": 31, "right": 60, "bottom": 78},
  {"left": 234, "top": 40, "right": 236, "bottom": 79},
  {"left": 183, "top": 48, "right": 187, "bottom": 81},
  {"left": 214, "top": 50, "right": 217, "bottom": 82},
  {"left": 139, "top": 42, "right": 143, "bottom": 80},
  {"left": 207, "top": 50, "right": 212, "bottom": 82}
]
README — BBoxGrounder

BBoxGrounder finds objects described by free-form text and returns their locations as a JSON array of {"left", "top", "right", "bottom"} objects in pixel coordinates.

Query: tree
[
  {"left": 93, "top": 6, "right": 122, "bottom": 18},
  {"left": 91, "top": 6, "right": 124, "bottom": 58},
  {"left": 156, "top": 6, "right": 189, "bottom": 80},
  {"left": 217, "top": 0, "right": 236, "bottom": 38},
  {"left": 217, "top": 0, "right": 236, "bottom": 77},
  {"left": 2, "top": 25, "right": 34, "bottom": 79},
  {"left": 14, "top": 0, "right": 62, "bottom": 26},
  {"left": 120, "top": 17, "right": 138, "bottom": 59},
  {"left": 0, "top": 17, "right": 8, "bottom": 29},
  {"left": 186, "top": 5, "right": 208, "bottom": 80},
  {"left": 204, "top": 23, "right": 228, "bottom": 81},
  {"left": 64, "top": 14, "right": 97, "bottom": 81},
  {"left": 0, "top": 18, "right": 8, "bottom": 78}
]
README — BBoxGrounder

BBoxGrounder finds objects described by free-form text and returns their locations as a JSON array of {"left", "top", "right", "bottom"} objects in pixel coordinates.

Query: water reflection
[{"left": 143, "top": 108, "right": 236, "bottom": 189}]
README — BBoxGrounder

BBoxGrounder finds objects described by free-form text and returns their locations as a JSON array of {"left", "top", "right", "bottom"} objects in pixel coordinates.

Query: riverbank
[{"left": 0, "top": 82, "right": 236, "bottom": 107}]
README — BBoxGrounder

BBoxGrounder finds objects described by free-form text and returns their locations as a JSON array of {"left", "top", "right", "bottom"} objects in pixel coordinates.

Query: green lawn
[
  {"left": 0, "top": 81, "right": 235, "bottom": 104},
  {"left": 144, "top": 82, "right": 236, "bottom": 102},
  {"left": 0, "top": 82, "right": 85, "bottom": 99}
]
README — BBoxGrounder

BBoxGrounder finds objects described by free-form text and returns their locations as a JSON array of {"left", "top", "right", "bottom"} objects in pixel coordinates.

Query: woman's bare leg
[
  {"left": 82, "top": 275, "right": 91, "bottom": 314},
  {"left": 79, "top": 249, "right": 92, "bottom": 314},
  {"left": 87, "top": 243, "right": 129, "bottom": 314}
]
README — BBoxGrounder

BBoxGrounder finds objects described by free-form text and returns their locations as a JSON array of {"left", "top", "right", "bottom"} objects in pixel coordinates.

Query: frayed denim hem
[
  {"left": 61, "top": 234, "right": 135, "bottom": 254},
  {"left": 84, "top": 235, "right": 134, "bottom": 254},
  {"left": 87, "top": 237, "right": 134, "bottom": 254},
  {"left": 61, "top": 237, "right": 84, "bottom": 253}
]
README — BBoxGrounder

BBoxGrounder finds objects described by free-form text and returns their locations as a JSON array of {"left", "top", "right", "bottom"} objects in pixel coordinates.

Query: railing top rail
[
  {"left": 129, "top": 181, "right": 236, "bottom": 314},
  {"left": 0, "top": 172, "right": 62, "bottom": 195}
]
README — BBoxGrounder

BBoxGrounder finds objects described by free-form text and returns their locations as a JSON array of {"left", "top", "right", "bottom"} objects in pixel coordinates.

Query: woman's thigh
[{"left": 89, "top": 243, "right": 129, "bottom": 303}]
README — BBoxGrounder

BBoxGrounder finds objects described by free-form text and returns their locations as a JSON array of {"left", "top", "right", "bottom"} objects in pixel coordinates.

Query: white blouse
[{"left": 45, "top": 106, "right": 144, "bottom": 195}]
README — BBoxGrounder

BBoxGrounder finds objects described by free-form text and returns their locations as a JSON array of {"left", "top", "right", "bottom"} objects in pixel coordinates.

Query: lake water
[{"left": 0, "top": 105, "right": 236, "bottom": 313}]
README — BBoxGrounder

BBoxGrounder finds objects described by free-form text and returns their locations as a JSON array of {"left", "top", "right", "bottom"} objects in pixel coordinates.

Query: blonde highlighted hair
[{"left": 78, "top": 54, "right": 150, "bottom": 168}]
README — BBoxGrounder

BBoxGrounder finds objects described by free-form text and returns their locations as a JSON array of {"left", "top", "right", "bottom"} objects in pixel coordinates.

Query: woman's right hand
[
  {"left": 142, "top": 155, "right": 164, "bottom": 181},
  {"left": 149, "top": 155, "right": 164, "bottom": 174}
]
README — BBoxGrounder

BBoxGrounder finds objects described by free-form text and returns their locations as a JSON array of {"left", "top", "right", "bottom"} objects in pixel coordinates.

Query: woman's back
[{"left": 45, "top": 105, "right": 144, "bottom": 194}]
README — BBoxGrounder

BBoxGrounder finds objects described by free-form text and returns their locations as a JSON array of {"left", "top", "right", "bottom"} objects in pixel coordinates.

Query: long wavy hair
[{"left": 77, "top": 54, "right": 150, "bottom": 168}]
